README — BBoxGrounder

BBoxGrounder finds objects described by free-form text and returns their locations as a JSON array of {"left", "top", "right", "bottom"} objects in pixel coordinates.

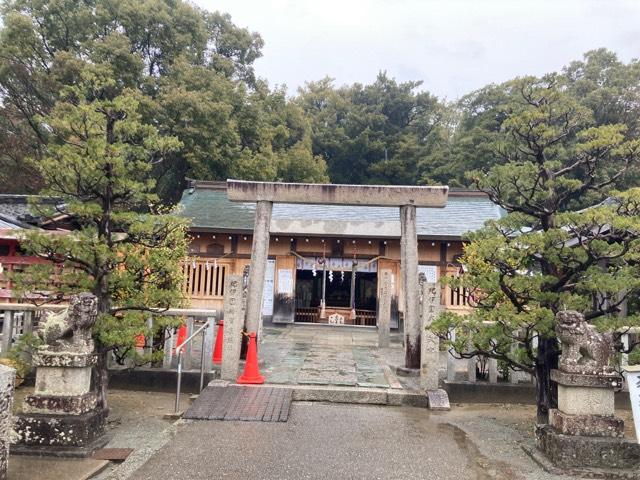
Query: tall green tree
[
  {"left": 150, "top": 65, "right": 328, "bottom": 198},
  {"left": 15, "top": 59, "right": 189, "bottom": 410},
  {"left": 0, "top": 0, "right": 326, "bottom": 201},
  {"left": 432, "top": 75, "right": 640, "bottom": 423},
  {"left": 445, "top": 49, "right": 640, "bottom": 189},
  {"left": 297, "top": 73, "right": 446, "bottom": 185}
]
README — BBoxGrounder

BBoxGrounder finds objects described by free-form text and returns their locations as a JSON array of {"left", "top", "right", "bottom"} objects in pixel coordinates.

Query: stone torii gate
[{"left": 227, "top": 179, "right": 448, "bottom": 369}]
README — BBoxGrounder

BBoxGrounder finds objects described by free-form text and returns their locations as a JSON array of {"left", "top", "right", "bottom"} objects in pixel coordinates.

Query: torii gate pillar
[
  {"left": 244, "top": 200, "right": 273, "bottom": 339},
  {"left": 227, "top": 180, "right": 448, "bottom": 369},
  {"left": 400, "top": 204, "right": 420, "bottom": 369}
]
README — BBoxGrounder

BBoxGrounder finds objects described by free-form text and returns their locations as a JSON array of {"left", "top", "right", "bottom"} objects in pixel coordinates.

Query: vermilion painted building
[{"left": 0, "top": 195, "right": 65, "bottom": 302}]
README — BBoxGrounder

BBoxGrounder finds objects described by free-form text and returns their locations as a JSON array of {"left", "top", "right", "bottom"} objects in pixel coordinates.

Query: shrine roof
[{"left": 177, "top": 181, "right": 504, "bottom": 240}]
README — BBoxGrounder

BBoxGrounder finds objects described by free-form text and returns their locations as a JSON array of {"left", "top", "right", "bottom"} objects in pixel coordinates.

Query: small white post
[
  {"left": 624, "top": 365, "right": 640, "bottom": 444},
  {"left": 163, "top": 328, "right": 175, "bottom": 369},
  {"left": 622, "top": 333, "right": 630, "bottom": 368},
  {"left": 488, "top": 357, "right": 498, "bottom": 383},
  {"left": 184, "top": 317, "right": 194, "bottom": 370},
  {"left": 202, "top": 315, "right": 216, "bottom": 372}
]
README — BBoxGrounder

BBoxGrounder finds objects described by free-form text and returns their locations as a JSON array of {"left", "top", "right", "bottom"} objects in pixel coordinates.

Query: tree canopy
[
  {"left": 296, "top": 73, "right": 448, "bottom": 185},
  {"left": 1, "top": 0, "right": 638, "bottom": 196},
  {"left": 13, "top": 52, "right": 189, "bottom": 409},
  {"left": 431, "top": 75, "right": 640, "bottom": 422},
  {"left": 0, "top": 0, "right": 327, "bottom": 201},
  {"left": 443, "top": 49, "right": 640, "bottom": 190}
]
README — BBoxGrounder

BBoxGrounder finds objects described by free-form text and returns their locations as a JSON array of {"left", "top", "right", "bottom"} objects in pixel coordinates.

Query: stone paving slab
[
  {"left": 260, "top": 326, "right": 404, "bottom": 390},
  {"left": 184, "top": 385, "right": 292, "bottom": 422}
]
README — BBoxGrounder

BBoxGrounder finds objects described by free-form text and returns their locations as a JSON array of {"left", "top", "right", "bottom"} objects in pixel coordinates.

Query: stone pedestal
[
  {"left": 377, "top": 270, "right": 391, "bottom": 348},
  {"left": 0, "top": 364, "right": 16, "bottom": 480},
  {"left": 220, "top": 275, "right": 244, "bottom": 381},
  {"left": 12, "top": 350, "right": 107, "bottom": 457},
  {"left": 550, "top": 370, "right": 623, "bottom": 437},
  {"left": 535, "top": 369, "right": 640, "bottom": 471},
  {"left": 534, "top": 310, "right": 640, "bottom": 472}
]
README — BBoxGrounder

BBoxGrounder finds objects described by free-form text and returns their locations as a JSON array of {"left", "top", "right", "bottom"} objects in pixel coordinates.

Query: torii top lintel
[{"left": 226, "top": 179, "right": 448, "bottom": 208}]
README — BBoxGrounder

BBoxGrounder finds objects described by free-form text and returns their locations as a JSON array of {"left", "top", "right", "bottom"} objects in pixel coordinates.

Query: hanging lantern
[
  {"left": 213, "top": 258, "right": 218, "bottom": 271},
  {"left": 341, "top": 270, "right": 345, "bottom": 283},
  {"left": 328, "top": 270, "right": 333, "bottom": 283},
  {"left": 312, "top": 263, "right": 317, "bottom": 277},
  {"left": 205, "top": 260, "right": 210, "bottom": 270}
]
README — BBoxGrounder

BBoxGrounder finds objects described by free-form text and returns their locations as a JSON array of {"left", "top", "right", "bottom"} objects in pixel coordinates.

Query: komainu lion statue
[
  {"left": 556, "top": 310, "right": 615, "bottom": 375},
  {"left": 38, "top": 292, "right": 98, "bottom": 354}
]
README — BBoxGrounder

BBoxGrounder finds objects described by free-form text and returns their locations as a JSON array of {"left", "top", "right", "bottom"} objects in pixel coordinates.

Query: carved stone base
[
  {"left": 10, "top": 434, "right": 110, "bottom": 459},
  {"left": 23, "top": 392, "right": 98, "bottom": 415},
  {"left": 12, "top": 407, "right": 107, "bottom": 456},
  {"left": 536, "top": 424, "right": 640, "bottom": 470},
  {"left": 549, "top": 409, "right": 624, "bottom": 438}
]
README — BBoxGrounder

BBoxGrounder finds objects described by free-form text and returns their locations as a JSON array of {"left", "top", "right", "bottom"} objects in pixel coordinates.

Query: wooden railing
[
  {"left": 0, "top": 255, "right": 51, "bottom": 300},
  {"left": 294, "top": 307, "right": 377, "bottom": 326},
  {"left": 441, "top": 266, "right": 474, "bottom": 313},
  {"left": 443, "top": 284, "right": 473, "bottom": 313},
  {"left": 0, "top": 303, "right": 65, "bottom": 355},
  {"left": 182, "top": 258, "right": 233, "bottom": 300}
]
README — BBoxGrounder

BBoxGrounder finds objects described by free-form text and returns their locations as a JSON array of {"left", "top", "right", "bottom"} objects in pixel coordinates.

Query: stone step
[{"left": 207, "top": 380, "right": 429, "bottom": 407}]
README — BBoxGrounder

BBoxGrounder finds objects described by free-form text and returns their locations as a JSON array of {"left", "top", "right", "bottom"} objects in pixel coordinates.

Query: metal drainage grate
[{"left": 184, "top": 385, "right": 292, "bottom": 422}]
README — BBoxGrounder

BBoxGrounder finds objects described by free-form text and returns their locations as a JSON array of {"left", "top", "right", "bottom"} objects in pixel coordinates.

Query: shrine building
[{"left": 177, "top": 180, "right": 503, "bottom": 328}]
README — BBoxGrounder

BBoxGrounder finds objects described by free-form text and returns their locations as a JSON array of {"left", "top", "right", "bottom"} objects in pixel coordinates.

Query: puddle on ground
[{"left": 438, "top": 423, "right": 523, "bottom": 480}]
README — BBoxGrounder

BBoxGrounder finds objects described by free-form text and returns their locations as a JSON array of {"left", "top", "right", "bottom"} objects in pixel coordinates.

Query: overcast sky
[{"left": 194, "top": 0, "right": 640, "bottom": 100}]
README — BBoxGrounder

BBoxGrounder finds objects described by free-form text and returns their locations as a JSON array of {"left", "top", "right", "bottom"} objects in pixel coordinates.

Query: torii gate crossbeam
[{"left": 226, "top": 179, "right": 448, "bottom": 369}]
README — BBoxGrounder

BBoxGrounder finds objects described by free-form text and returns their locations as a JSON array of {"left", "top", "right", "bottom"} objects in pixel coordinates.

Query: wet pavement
[
  {"left": 259, "top": 325, "right": 406, "bottom": 389},
  {"left": 129, "top": 403, "right": 492, "bottom": 480},
  {"left": 124, "top": 400, "right": 598, "bottom": 480},
  {"left": 15, "top": 389, "right": 633, "bottom": 480}
]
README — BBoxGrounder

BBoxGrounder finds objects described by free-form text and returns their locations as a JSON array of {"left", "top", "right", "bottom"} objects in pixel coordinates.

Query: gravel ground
[
  {"left": 443, "top": 403, "right": 636, "bottom": 480},
  {"left": 91, "top": 389, "right": 191, "bottom": 480},
  {"left": 12, "top": 387, "right": 190, "bottom": 480}
]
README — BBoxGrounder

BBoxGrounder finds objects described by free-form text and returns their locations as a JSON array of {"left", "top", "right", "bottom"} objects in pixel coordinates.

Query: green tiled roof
[{"left": 176, "top": 185, "right": 504, "bottom": 239}]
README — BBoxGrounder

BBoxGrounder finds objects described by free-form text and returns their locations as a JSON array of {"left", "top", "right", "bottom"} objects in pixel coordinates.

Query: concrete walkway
[
  {"left": 129, "top": 403, "right": 488, "bottom": 480},
  {"left": 125, "top": 401, "right": 586, "bottom": 480},
  {"left": 259, "top": 325, "right": 406, "bottom": 389}
]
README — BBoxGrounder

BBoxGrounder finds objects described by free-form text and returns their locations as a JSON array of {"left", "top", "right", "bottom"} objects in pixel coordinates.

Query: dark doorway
[{"left": 294, "top": 270, "right": 377, "bottom": 324}]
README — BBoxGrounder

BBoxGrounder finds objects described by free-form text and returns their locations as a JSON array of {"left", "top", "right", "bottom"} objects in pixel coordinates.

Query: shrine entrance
[
  {"left": 294, "top": 267, "right": 377, "bottom": 326},
  {"left": 227, "top": 179, "right": 448, "bottom": 369}
]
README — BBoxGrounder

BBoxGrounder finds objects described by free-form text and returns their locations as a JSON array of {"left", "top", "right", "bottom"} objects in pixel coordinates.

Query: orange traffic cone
[
  {"left": 212, "top": 321, "right": 224, "bottom": 364},
  {"left": 135, "top": 334, "right": 146, "bottom": 348},
  {"left": 174, "top": 324, "right": 187, "bottom": 352},
  {"left": 237, "top": 332, "right": 264, "bottom": 384}
]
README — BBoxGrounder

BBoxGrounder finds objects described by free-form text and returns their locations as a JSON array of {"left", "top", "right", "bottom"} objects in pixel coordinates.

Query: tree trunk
[
  {"left": 535, "top": 336, "right": 559, "bottom": 424},
  {"left": 96, "top": 348, "right": 109, "bottom": 411},
  {"left": 94, "top": 274, "right": 111, "bottom": 411}
]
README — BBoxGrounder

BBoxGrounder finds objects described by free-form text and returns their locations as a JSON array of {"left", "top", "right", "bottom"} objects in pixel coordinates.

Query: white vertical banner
[
  {"left": 277, "top": 269, "right": 293, "bottom": 295},
  {"left": 262, "top": 259, "right": 276, "bottom": 316},
  {"left": 626, "top": 365, "right": 640, "bottom": 444}
]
